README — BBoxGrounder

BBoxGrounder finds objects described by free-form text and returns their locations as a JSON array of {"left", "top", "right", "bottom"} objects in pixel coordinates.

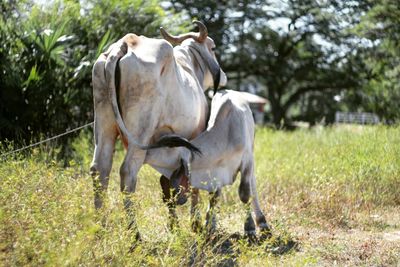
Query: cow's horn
[
  {"left": 192, "top": 20, "right": 208, "bottom": 43},
  {"left": 160, "top": 21, "right": 208, "bottom": 45},
  {"left": 160, "top": 27, "right": 182, "bottom": 45}
]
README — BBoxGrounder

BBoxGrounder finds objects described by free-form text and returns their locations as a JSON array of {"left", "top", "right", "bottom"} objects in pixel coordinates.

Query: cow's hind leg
[
  {"left": 90, "top": 120, "right": 117, "bottom": 209},
  {"left": 90, "top": 56, "right": 118, "bottom": 210},
  {"left": 120, "top": 147, "right": 146, "bottom": 241}
]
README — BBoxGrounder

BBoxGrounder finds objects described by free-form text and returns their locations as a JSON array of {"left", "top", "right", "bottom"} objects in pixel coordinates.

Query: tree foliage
[
  {"left": 349, "top": 0, "right": 400, "bottom": 123},
  {"left": 0, "top": 0, "right": 187, "bottom": 153},
  {"left": 169, "top": 0, "right": 399, "bottom": 126},
  {"left": 0, "top": 0, "right": 399, "bottom": 153}
]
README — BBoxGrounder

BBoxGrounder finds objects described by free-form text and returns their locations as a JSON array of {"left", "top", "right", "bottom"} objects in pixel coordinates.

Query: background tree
[
  {"left": 347, "top": 0, "right": 400, "bottom": 123},
  {"left": 0, "top": 0, "right": 187, "bottom": 157},
  {"left": 1, "top": 0, "right": 399, "bottom": 157},
  {"left": 169, "top": 0, "right": 391, "bottom": 126}
]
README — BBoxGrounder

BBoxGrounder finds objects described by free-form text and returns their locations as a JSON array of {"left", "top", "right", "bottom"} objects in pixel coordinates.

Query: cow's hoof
[
  {"left": 191, "top": 219, "right": 202, "bottom": 233},
  {"left": 128, "top": 232, "right": 142, "bottom": 253},
  {"left": 245, "top": 230, "right": 258, "bottom": 244},
  {"left": 168, "top": 217, "right": 178, "bottom": 231},
  {"left": 205, "top": 224, "right": 217, "bottom": 237},
  {"left": 205, "top": 218, "right": 217, "bottom": 236},
  {"left": 259, "top": 227, "right": 272, "bottom": 242}
]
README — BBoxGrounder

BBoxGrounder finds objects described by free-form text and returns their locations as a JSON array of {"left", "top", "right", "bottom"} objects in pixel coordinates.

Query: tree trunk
[{"left": 270, "top": 101, "right": 286, "bottom": 128}]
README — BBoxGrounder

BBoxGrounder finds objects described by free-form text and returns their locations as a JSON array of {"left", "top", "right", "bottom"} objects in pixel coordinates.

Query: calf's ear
[
  {"left": 168, "top": 159, "right": 189, "bottom": 206},
  {"left": 181, "top": 159, "right": 190, "bottom": 177}
]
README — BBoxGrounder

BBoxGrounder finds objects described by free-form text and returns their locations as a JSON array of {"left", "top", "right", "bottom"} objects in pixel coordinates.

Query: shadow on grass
[{"left": 186, "top": 231, "right": 299, "bottom": 266}]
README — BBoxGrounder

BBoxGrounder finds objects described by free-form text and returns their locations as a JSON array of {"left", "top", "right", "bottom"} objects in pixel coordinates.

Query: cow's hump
[{"left": 120, "top": 34, "right": 173, "bottom": 65}]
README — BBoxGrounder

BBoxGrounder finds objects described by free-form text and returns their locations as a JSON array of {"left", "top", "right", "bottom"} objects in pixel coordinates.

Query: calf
[{"left": 146, "top": 90, "right": 271, "bottom": 238}]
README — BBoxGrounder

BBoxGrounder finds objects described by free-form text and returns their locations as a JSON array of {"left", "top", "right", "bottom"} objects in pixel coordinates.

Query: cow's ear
[
  {"left": 190, "top": 44, "right": 221, "bottom": 93},
  {"left": 201, "top": 49, "right": 221, "bottom": 94}
]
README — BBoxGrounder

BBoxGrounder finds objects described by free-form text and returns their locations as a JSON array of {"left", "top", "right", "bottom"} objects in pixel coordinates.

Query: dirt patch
[
  {"left": 293, "top": 226, "right": 400, "bottom": 266},
  {"left": 383, "top": 231, "right": 400, "bottom": 242}
]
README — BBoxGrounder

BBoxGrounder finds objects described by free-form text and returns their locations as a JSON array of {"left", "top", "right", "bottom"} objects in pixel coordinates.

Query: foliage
[
  {"left": 0, "top": 0, "right": 187, "bottom": 155},
  {"left": 1, "top": 125, "right": 399, "bottom": 265},
  {"left": 349, "top": 0, "right": 400, "bottom": 123},
  {"left": 169, "top": 1, "right": 362, "bottom": 125},
  {"left": 168, "top": 0, "right": 400, "bottom": 126},
  {"left": 1, "top": 0, "right": 399, "bottom": 151}
]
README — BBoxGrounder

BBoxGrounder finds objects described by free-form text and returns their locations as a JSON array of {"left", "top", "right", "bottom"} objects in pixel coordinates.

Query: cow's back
[
  {"left": 122, "top": 34, "right": 174, "bottom": 70},
  {"left": 92, "top": 34, "right": 173, "bottom": 107},
  {"left": 118, "top": 34, "right": 174, "bottom": 99},
  {"left": 208, "top": 90, "right": 255, "bottom": 149}
]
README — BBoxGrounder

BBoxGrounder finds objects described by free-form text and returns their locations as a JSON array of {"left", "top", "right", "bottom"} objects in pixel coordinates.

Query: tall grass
[
  {"left": 253, "top": 125, "right": 399, "bottom": 226},
  {"left": 0, "top": 125, "right": 399, "bottom": 266}
]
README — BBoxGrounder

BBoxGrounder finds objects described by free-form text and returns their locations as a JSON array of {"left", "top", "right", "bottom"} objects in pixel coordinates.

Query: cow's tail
[
  {"left": 104, "top": 40, "right": 155, "bottom": 150},
  {"left": 104, "top": 40, "right": 201, "bottom": 155},
  {"left": 147, "top": 134, "right": 202, "bottom": 156},
  {"left": 104, "top": 40, "right": 140, "bottom": 147}
]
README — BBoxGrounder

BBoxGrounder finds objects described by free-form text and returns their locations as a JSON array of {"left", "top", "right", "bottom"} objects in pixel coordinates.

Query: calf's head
[{"left": 169, "top": 159, "right": 190, "bottom": 205}]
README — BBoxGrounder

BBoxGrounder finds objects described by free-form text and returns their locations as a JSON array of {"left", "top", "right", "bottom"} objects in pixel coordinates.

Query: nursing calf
[{"left": 146, "top": 90, "right": 271, "bottom": 238}]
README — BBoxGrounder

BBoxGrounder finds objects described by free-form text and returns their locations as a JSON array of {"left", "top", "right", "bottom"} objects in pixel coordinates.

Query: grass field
[{"left": 1, "top": 125, "right": 399, "bottom": 266}]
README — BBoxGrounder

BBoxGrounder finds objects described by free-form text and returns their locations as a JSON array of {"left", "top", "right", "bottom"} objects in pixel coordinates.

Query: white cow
[
  {"left": 90, "top": 22, "right": 226, "bottom": 239},
  {"left": 146, "top": 90, "right": 271, "bottom": 238}
]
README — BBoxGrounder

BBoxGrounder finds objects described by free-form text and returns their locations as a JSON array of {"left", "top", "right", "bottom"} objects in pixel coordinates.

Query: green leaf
[
  {"left": 95, "top": 29, "right": 114, "bottom": 59},
  {"left": 23, "top": 65, "right": 41, "bottom": 88}
]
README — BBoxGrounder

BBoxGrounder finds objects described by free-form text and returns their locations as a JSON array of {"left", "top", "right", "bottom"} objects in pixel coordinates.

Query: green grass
[{"left": 1, "top": 125, "right": 399, "bottom": 266}]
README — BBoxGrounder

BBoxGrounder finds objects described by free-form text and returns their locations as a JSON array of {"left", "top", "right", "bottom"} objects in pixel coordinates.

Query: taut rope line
[{"left": 0, "top": 122, "right": 94, "bottom": 158}]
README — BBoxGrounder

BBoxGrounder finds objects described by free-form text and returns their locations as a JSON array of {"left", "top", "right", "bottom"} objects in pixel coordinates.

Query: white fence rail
[{"left": 335, "top": 112, "right": 379, "bottom": 125}]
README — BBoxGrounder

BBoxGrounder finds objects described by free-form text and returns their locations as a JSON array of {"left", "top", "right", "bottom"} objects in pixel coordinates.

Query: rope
[{"left": 0, "top": 122, "right": 94, "bottom": 158}]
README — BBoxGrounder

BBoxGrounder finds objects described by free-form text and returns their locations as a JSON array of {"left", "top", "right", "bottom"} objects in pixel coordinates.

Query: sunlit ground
[{"left": 1, "top": 125, "right": 399, "bottom": 266}]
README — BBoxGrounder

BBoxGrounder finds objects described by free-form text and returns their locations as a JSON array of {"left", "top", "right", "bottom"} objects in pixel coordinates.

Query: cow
[
  {"left": 146, "top": 90, "right": 271, "bottom": 239},
  {"left": 89, "top": 21, "right": 227, "bottom": 240}
]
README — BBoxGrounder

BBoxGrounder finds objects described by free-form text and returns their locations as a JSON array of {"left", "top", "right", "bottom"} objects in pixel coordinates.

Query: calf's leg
[
  {"left": 159, "top": 161, "right": 191, "bottom": 229},
  {"left": 250, "top": 176, "right": 271, "bottom": 239},
  {"left": 190, "top": 188, "right": 202, "bottom": 232},
  {"left": 240, "top": 162, "right": 271, "bottom": 239},
  {"left": 205, "top": 189, "right": 221, "bottom": 235},
  {"left": 239, "top": 165, "right": 256, "bottom": 238}
]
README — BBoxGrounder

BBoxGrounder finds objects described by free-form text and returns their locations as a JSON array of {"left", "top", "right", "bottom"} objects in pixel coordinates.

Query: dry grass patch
[{"left": 0, "top": 125, "right": 399, "bottom": 266}]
